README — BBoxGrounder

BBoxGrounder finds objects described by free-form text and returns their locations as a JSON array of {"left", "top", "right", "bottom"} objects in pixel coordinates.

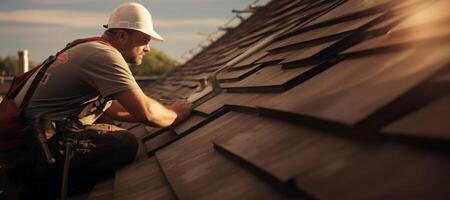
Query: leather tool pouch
[{"left": 26, "top": 119, "right": 57, "bottom": 175}]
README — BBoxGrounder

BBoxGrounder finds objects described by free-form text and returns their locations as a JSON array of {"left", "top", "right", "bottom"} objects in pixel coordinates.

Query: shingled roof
[
  {"left": 0, "top": 80, "right": 12, "bottom": 102},
  {"left": 87, "top": 0, "right": 450, "bottom": 199}
]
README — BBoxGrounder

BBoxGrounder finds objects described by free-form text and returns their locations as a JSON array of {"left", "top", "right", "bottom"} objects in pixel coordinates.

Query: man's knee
[
  {"left": 68, "top": 129, "right": 138, "bottom": 171},
  {"left": 84, "top": 124, "right": 138, "bottom": 163},
  {"left": 114, "top": 131, "right": 138, "bottom": 164}
]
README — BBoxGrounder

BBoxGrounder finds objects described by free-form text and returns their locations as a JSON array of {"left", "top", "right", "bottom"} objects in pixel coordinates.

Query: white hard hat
[{"left": 104, "top": 2, "right": 164, "bottom": 41}]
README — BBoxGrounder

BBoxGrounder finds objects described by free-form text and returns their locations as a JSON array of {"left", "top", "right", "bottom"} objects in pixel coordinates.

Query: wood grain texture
[
  {"left": 87, "top": 179, "right": 114, "bottom": 200},
  {"left": 156, "top": 112, "right": 285, "bottom": 200},
  {"left": 293, "top": 142, "right": 450, "bottom": 200},
  {"left": 221, "top": 65, "right": 313, "bottom": 89},
  {"left": 144, "top": 130, "right": 179, "bottom": 154},
  {"left": 114, "top": 157, "right": 175, "bottom": 200},
  {"left": 217, "top": 64, "right": 263, "bottom": 82},
  {"left": 260, "top": 44, "right": 450, "bottom": 126},
  {"left": 382, "top": 95, "right": 450, "bottom": 140},
  {"left": 212, "top": 114, "right": 450, "bottom": 200},
  {"left": 172, "top": 114, "right": 206, "bottom": 135},
  {"left": 343, "top": 1, "right": 450, "bottom": 54}
]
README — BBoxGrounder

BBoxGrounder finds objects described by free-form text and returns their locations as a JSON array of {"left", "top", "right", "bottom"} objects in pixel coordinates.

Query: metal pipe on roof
[{"left": 18, "top": 49, "right": 29, "bottom": 74}]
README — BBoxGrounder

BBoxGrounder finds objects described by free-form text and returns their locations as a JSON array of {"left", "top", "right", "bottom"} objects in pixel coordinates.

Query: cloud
[
  {"left": 0, "top": 9, "right": 228, "bottom": 29},
  {"left": 154, "top": 18, "right": 227, "bottom": 28},
  {"left": 0, "top": 26, "right": 67, "bottom": 35},
  {"left": 0, "top": 9, "right": 106, "bottom": 28},
  {"left": 161, "top": 33, "right": 204, "bottom": 40},
  {"left": 25, "top": 0, "right": 115, "bottom": 5}
]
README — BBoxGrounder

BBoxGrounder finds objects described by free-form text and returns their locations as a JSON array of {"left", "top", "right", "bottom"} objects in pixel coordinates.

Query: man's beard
[{"left": 126, "top": 55, "right": 142, "bottom": 65}]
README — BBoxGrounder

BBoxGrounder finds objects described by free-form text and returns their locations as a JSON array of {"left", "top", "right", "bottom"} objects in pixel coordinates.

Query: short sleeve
[{"left": 80, "top": 48, "right": 140, "bottom": 97}]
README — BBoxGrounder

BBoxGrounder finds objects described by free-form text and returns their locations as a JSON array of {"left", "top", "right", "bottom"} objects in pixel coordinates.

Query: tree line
[
  {"left": 130, "top": 48, "right": 177, "bottom": 76},
  {"left": 0, "top": 48, "right": 176, "bottom": 76},
  {"left": 0, "top": 56, "right": 19, "bottom": 76}
]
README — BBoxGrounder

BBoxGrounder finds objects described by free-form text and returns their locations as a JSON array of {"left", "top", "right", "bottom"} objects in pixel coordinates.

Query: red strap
[
  {"left": 4, "top": 68, "right": 37, "bottom": 99},
  {"left": 58, "top": 37, "right": 112, "bottom": 57}
]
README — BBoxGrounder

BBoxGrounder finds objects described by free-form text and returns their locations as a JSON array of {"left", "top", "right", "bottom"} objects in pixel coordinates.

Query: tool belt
[
  {"left": 28, "top": 118, "right": 94, "bottom": 169},
  {"left": 27, "top": 119, "right": 58, "bottom": 174},
  {"left": 0, "top": 118, "right": 61, "bottom": 183}
]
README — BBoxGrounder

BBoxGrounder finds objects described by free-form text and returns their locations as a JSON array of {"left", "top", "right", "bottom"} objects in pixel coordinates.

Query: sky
[{"left": 0, "top": 0, "right": 270, "bottom": 64}]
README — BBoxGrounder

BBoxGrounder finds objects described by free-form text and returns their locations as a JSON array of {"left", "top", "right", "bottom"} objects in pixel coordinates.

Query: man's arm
[
  {"left": 104, "top": 100, "right": 137, "bottom": 122},
  {"left": 107, "top": 88, "right": 191, "bottom": 127}
]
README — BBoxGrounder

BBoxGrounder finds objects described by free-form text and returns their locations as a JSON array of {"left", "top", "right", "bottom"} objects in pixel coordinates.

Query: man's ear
[{"left": 117, "top": 30, "right": 129, "bottom": 44}]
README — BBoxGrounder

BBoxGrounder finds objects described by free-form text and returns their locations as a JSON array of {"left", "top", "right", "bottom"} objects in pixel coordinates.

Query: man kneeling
[{"left": 13, "top": 2, "right": 191, "bottom": 198}]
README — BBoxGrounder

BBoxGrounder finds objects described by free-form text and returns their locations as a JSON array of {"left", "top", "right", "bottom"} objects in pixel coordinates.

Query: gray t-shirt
[{"left": 17, "top": 41, "right": 139, "bottom": 123}]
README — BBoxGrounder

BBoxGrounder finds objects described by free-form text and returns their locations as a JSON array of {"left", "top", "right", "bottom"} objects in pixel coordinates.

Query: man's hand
[{"left": 167, "top": 100, "right": 192, "bottom": 125}]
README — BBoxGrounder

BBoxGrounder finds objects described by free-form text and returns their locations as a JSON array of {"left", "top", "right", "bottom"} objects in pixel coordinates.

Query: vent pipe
[{"left": 18, "top": 49, "right": 29, "bottom": 74}]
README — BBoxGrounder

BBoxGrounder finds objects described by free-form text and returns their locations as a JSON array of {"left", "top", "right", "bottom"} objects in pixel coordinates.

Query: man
[{"left": 13, "top": 2, "right": 192, "bottom": 197}]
